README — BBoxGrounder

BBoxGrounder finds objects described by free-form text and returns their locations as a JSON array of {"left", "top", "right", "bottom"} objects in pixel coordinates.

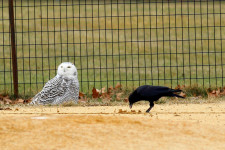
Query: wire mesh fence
[{"left": 0, "top": 0, "right": 225, "bottom": 97}]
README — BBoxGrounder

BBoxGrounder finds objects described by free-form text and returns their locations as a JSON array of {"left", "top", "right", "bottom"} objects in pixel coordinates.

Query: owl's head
[{"left": 57, "top": 62, "right": 78, "bottom": 78}]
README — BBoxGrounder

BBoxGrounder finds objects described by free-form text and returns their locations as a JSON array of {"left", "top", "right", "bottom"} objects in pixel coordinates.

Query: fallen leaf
[
  {"left": 131, "top": 110, "right": 136, "bottom": 113},
  {"left": 79, "top": 91, "right": 87, "bottom": 101},
  {"left": 79, "top": 92, "right": 85, "bottom": 97},
  {"left": 220, "top": 87, "right": 225, "bottom": 96},
  {"left": 101, "top": 92, "right": 111, "bottom": 100},
  {"left": 114, "top": 82, "right": 122, "bottom": 90},
  {"left": 175, "top": 85, "right": 181, "bottom": 90},
  {"left": 216, "top": 88, "right": 221, "bottom": 97},
  {"left": 3, "top": 98, "right": 12, "bottom": 104},
  {"left": 123, "top": 98, "right": 129, "bottom": 102},
  {"left": 24, "top": 98, "right": 32, "bottom": 104},
  {"left": 17, "top": 99, "right": 24, "bottom": 103},
  {"left": 108, "top": 86, "right": 113, "bottom": 93},
  {"left": 79, "top": 94, "right": 87, "bottom": 102},
  {"left": 0, "top": 94, "right": 4, "bottom": 100},
  {"left": 99, "top": 87, "right": 106, "bottom": 94},
  {"left": 179, "top": 92, "right": 186, "bottom": 98},
  {"left": 116, "top": 92, "right": 123, "bottom": 101},
  {"left": 92, "top": 87, "right": 100, "bottom": 98},
  {"left": 207, "top": 88, "right": 219, "bottom": 98},
  {"left": 118, "top": 109, "right": 127, "bottom": 114},
  {"left": 175, "top": 85, "right": 185, "bottom": 90},
  {"left": 4, "top": 107, "right": 12, "bottom": 111}
]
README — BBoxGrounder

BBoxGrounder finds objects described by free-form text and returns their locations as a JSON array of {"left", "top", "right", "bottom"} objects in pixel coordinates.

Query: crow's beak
[{"left": 129, "top": 103, "right": 133, "bottom": 109}]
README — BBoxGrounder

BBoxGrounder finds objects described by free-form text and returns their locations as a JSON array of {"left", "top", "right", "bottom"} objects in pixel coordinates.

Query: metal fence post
[{"left": 8, "top": 0, "right": 18, "bottom": 97}]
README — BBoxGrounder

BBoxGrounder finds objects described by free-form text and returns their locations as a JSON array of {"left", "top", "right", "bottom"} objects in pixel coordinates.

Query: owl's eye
[
  {"left": 67, "top": 66, "right": 71, "bottom": 68},
  {"left": 61, "top": 66, "right": 63, "bottom": 68}
]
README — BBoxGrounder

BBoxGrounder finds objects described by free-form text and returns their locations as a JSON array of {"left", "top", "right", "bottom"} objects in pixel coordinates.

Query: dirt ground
[{"left": 0, "top": 102, "right": 225, "bottom": 150}]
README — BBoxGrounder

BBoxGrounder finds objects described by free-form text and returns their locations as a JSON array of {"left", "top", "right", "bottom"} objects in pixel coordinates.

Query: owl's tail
[{"left": 29, "top": 94, "right": 40, "bottom": 105}]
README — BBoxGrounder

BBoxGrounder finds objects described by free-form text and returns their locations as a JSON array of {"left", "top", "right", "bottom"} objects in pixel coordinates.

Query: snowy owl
[{"left": 30, "top": 62, "right": 79, "bottom": 105}]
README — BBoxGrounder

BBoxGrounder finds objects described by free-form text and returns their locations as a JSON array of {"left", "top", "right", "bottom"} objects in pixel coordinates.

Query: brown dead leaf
[
  {"left": 3, "top": 98, "right": 12, "bottom": 104},
  {"left": 220, "top": 87, "right": 225, "bottom": 96},
  {"left": 79, "top": 96, "right": 87, "bottom": 102},
  {"left": 131, "top": 110, "right": 136, "bottom": 113},
  {"left": 0, "top": 101, "right": 3, "bottom": 105},
  {"left": 108, "top": 86, "right": 113, "bottom": 93},
  {"left": 92, "top": 87, "right": 100, "bottom": 98},
  {"left": 175, "top": 85, "right": 185, "bottom": 90},
  {"left": 4, "top": 107, "right": 12, "bottom": 111},
  {"left": 17, "top": 99, "right": 24, "bottom": 103},
  {"left": 116, "top": 92, "right": 123, "bottom": 101},
  {"left": 79, "top": 92, "right": 85, "bottom": 97},
  {"left": 175, "top": 85, "right": 181, "bottom": 90},
  {"left": 216, "top": 88, "right": 221, "bottom": 97},
  {"left": 118, "top": 109, "right": 127, "bottom": 114},
  {"left": 101, "top": 92, "right": 111, "bottom": 100},
  {"left": 123, "top": 98, "right": 129, "bottom": 103},
  {"left": 100, "top": 87, "right": 106, "bottom": 94},
  {"left": 207, "top": 88, "right": 219, "bottom": 98},
  {"left": 79, "top": 91, "right": 87, "bottom": 102},
  {"left": 114, "top": 82, "right": 122, "bottom": 90},
  {"left": 0, "top": 94, "right": 4, "bottom": 100},
  {"left": 179, "top": 92, "right": 186, "bottom": 98},
  {"left": 24, "top": 98, "right": 32, "bottom": 104}
]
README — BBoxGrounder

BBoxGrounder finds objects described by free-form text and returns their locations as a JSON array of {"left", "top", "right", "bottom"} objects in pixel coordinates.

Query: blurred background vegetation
[{"left": 0, "top": 0, "right": 224, "bottom": 97}]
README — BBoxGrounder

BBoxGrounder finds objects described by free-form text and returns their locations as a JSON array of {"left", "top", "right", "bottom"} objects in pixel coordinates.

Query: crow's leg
[{"left": 146, "top": 101, "right": 154, "bottom": 113}]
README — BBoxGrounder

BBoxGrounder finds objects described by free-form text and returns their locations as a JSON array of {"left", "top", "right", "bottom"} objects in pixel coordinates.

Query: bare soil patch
[{"left": 0, "top": 102, "right": 225, "bottom": 150}]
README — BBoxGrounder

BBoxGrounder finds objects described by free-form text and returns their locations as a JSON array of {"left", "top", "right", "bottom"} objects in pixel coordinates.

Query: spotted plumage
[{"left": 30, "top": 62, "right": 79, "bottom": 105}]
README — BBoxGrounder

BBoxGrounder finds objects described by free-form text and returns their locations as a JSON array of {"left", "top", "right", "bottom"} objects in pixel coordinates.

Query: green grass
[{"left": 0, "top": 0, "right": 225, "bottom": 97}]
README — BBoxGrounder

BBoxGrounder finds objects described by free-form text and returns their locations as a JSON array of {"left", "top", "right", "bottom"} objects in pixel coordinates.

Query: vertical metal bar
[
  {"left": 156, "top": 2, "right": 159, "bottom": 85},
  {"left": 8, "top": 0, "right": 18, "bottom": 97},
  {"left": 162, "top": 0, "right": 165, "bottom": 86},
  {"left": 220, "top": 0, "right": 223, "bottom": 87},
  {"left": 135, "top": 1, "right": 140, "bottom": 87},
  {"left": 85, "top": 0, "right": 89, "bottom": 90},
  {"left": 143, "top": 1, "right": 146, "bottom": 86},
  {"left": 104, "top": 0, "right": 109, "bottom": 89}
]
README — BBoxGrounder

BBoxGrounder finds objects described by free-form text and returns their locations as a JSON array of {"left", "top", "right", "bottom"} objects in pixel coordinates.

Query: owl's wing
[
  {"left": 30, "top": 75, "right": 66, "bottom": 105},
  {"left": 69, "top": 78, "right": 79, "bottom": 103}
]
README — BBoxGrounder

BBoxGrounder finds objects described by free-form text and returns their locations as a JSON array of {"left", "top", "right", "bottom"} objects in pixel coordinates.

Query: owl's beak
[{"left": 64, "top": 69, "right": 66, "bottom": 72}]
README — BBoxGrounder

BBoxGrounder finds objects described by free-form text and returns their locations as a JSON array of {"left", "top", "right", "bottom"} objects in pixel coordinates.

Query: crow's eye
[{"left": 67, "top": 66, "right": 71, "bottom": 68}]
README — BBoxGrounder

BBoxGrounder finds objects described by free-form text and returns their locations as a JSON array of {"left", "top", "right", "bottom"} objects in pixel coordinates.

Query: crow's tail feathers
[
  {"left": 170, "top": 89, "right": 185, "bottom": 98},
  {"left": 171, "top": 89, "right": 182, "bottom": 93}
]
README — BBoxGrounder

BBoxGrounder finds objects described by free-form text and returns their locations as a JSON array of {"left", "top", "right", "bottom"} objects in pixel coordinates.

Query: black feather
[{"left": 129, "top": 85, "right": 185, "bottom": 113}]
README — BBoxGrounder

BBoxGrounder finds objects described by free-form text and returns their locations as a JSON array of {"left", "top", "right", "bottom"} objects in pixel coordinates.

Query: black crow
[{"left": 129, "top": 85, "right": 185, "bottom": 113}]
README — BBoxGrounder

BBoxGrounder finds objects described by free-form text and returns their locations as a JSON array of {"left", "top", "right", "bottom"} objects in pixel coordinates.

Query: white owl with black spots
[{"left": 30, "top": 62, "right": 79, "bottom": 105}]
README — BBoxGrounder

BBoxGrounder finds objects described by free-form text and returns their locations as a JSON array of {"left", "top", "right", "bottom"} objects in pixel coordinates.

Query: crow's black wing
[{"left": 136, "top": 85, "right": 173, "bottom": 97}]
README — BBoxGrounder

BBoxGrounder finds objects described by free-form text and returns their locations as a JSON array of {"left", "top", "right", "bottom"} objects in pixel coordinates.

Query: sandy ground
[{"left": 0, "top": 102, "right": 225, "bottom": 150}]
